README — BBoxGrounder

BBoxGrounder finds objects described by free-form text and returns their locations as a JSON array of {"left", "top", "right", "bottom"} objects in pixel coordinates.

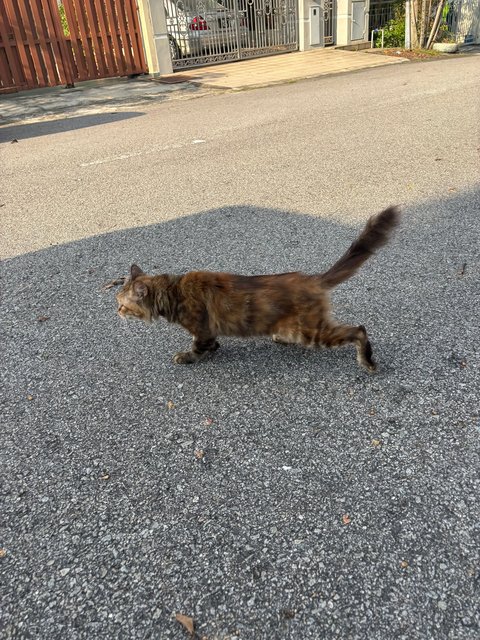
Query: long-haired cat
[{"left": 116, "top": 206, "right": 399, "bottom": 370}]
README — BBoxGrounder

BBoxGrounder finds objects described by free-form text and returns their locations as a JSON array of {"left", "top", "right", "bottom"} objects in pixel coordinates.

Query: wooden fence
[{"left": 0, "top": 0, "right": 147, "bottom": 93}]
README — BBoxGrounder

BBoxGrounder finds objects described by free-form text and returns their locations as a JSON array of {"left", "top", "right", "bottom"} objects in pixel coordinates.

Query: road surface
[{"left": 1, "top": 56, "right": 479, "bottom": 639}]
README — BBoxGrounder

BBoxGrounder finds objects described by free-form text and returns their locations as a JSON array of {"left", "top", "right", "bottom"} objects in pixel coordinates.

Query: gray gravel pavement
[{"left": 1, "top": 57, "right": 479, "bottom": 639}]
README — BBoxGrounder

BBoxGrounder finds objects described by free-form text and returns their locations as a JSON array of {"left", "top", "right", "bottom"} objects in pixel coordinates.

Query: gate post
[
  {"left": 298, "top": 0, "right": 306, "bottom": 50},
  {"left": 336, "top": 0, "right": 370, "bottom": 46},
  {"left": 336, "top": 0, "right": 351, "bottom": 46},
  {"left": 299, "top": 0, "right": 325, "bottom": 49},
  {"left": 137, "top": 0, "right": 173, "bottom": 75}
]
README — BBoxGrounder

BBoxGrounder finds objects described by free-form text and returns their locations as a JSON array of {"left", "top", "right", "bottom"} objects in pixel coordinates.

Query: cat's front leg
[{"left": 173, "top": 337, "right": 220, "bottom": 364}]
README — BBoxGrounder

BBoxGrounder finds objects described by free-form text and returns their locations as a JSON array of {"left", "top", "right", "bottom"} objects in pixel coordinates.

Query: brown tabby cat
[{"left": 116, "top": 206, "right": 399, "bottom": 370}]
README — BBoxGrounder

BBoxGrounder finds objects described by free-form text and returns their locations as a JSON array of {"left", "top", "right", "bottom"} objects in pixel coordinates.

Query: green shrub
[
  {"left": 374, "top": 16, "right": 405, "bottom": 48},
  {"left": 58, "top": 4, "right": 70, "bottom": 37},
  {"left": 373, "top": 1, "right": 405, "bottom": 49}
]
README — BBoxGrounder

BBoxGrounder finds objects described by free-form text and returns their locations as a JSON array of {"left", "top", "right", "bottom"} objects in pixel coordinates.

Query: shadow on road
[
  {"left": 1, "top": 189, "right": 479, "bottom": 638},
  {"left": 0, "top": 111, "right": 145, "bottom": 143}
]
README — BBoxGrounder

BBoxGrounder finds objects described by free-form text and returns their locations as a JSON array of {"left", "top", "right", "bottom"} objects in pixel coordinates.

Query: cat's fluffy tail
[{"left": 320, "top": 206, "right": 400, "bottom": 289}]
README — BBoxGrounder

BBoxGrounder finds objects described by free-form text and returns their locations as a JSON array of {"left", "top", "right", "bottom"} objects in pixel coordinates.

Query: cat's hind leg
[
  {"left": 272, "top": 323, "right": 305, "bottom": 346},
  {"left": 173, "top": 336, "right": 220, "bottom": 364},
  {"left": 315, "top": 323, "right": 376, "bottom": 372}
]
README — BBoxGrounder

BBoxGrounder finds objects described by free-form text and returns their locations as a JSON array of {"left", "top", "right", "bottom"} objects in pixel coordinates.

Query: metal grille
[
  {"left": 165, "top": 0, "right": 297, "bottom": 70},
  {"left": 445, "top": 0, "right": 460, "bottom": 35},
  {"left": 368, "top": 0, "right": 398, "bottom": 30},
  {"left": 323, "top": 0, "right": 335, "bottom": 46}
]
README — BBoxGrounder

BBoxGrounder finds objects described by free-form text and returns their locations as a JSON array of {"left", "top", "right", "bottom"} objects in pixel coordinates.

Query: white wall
[
  {"left": 456, "top": 0, "right": 480, "bottom": 43},
  {"left": 300, "top": 0, "right": 371, "bottom": 49}
]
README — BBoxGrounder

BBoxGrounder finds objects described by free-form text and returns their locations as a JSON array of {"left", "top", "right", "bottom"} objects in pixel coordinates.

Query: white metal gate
[
  {"left": 323, "top": 0, "right": 335, "bottom": 45},
  {"left": 165, "top": 0, "right": 298, "bottom": 69},
  {"left": 351, "top": 0, "right": 366, "bottom": 41}
]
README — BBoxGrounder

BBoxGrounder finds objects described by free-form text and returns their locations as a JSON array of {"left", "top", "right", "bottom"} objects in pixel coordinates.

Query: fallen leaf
[
  {"left": 342, "top": 514, "right": 351, "bottom": 525},
  {"left": 99, "top": 472, "right": 110, "bottom": 480},
  {"left": 194, "top": 449, "right": 205, "bottom": 460},
  {"left": 0, "top": 549, "right": 6, "bottom": 558},
  {"left": 369, "top": 408, "right": 376, "bottom": 416},
  {"left": 400, "top": 560, "right": 409, "bottom": 569},
  {"left": 203, "top": 418, "right": 213, "bottom": 426},
  {"left": 37, "top": 315, "right": 50, "bottom": 322},
  {"left": 175, "top": 613, "right": 194, "bottom": 635},
  {"left": 167, "top": 401, "right": 175, "bottom": 410},
  {"left": 27, "top": 395, "right": 33, "bottom": 401},
  {"left": 11, "top": 139, "right": 18, "bottom": 144},
  {"left": 448, "top": 187, "right": 457, "bottom": 192},
  {"left": 371, "top": 439, "right": 381, "bottom": 447},
  {"left": 460, "top": 359, "right": 467, "bottom": 369}
]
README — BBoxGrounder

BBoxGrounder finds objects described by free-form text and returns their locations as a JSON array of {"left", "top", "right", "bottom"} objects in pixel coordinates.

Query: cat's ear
[
  {"left": 130, "top": 264, "right": 144, "bottom": 281},
  {"left": 133, "top": 280, "right": 148, "bottom": 299}
]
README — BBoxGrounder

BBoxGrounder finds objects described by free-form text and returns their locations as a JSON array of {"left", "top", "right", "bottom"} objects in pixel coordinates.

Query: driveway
[{"left": 1, "top": 57, "right": 479, "bottom": 639}]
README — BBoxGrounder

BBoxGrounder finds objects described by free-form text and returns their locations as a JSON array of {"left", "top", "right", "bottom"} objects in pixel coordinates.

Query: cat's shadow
[{"left": 3, "top": 193, "right": 478, "bottom": 386}]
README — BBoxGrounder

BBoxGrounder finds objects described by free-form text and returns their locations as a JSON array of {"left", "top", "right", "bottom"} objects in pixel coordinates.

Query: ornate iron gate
[
  {"left": 165, "top": 0, "right": 297, "bottom": 70},
  {"left": 323, "top": 0, "right": 334, "bottom": 45}
]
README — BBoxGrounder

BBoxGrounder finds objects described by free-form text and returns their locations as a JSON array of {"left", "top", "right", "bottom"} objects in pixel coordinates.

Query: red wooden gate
[{"left": 0, "top": 0, "right": 147, "bottom": 93}]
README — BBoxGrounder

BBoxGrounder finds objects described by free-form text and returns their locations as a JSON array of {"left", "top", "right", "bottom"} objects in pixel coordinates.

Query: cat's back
[
  {"left": 182, "top": 271, "right": 322, "bottom": 297},
  {"left": 176, "top": 270, "right": 327, "bottom": 336},
  {"left": 179, "top": 270, "right": 315, "bottom": 296}
]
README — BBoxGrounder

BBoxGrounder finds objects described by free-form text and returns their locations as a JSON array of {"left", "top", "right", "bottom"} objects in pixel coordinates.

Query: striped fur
[{"left": 116, "top": 206, "right": 400, "bottom": 370}]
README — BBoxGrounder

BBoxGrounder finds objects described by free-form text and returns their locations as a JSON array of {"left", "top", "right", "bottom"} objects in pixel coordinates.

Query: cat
[{"left": 116, "top": 206, "right": 399, "bottom": 370}]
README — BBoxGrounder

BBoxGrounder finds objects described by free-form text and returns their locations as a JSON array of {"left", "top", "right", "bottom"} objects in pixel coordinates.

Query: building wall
[
  {"left": 299, "top": 1, "right": 324, "bottom": 49},
  {"left": 299, "top": 0, "right": 371, "bottom": 50},
  {"left": 456, "top": 0, "right": 480, "bottom": 43},
  {"left": 337, "top": 0, "right": 371, "bottom": 45}
]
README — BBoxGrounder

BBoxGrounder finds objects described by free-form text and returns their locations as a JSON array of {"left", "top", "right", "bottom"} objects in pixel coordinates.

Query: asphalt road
[{"left": 1, "top": 57, "right": 479, "bottom": 639}]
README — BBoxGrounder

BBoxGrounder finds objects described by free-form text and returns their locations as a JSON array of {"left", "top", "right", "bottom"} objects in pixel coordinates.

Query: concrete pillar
[
  {"left": 336, "top": 0, "right": 370, "bottom": 46},
  {"left": 336, "top": 0, "right": 351, "bottom": 46},
  {"left": 298, "top": 0, "right": 307, "bottom": 50},
  {"left": 299, "top": 0, "right": 324, "bottom": 50},
  {"left": 137, "top": 0, "right": 173, "bottom": 76}
]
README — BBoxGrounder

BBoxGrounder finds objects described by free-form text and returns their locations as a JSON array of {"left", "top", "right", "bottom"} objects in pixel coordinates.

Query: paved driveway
[{"left": 1, "top": 58, "right": 479, "bottom": 639}]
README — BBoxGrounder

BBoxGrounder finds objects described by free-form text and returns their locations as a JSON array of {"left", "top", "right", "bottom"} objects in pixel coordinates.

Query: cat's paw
[
  {"left": 272, "top": 334, "right": 289, "bottom": 345},
  {"left": 173, "top": 352, "right": 196, "bottom": 364},
  {"left": 363, "top": 360, "right": 377, "bottom": 373}
]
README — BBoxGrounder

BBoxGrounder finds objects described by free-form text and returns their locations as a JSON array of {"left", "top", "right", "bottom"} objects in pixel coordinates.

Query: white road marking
[{"left": 80, "top": 139, "right": 206, "bottom": 167}]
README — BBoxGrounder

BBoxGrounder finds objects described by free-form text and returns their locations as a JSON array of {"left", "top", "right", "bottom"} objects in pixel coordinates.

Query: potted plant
[
  {"left": 432, "top": 29, "right": 458, "bottom": 53},
  {"left": 432, "top": 4, "right": 458, "bottom": 53}
]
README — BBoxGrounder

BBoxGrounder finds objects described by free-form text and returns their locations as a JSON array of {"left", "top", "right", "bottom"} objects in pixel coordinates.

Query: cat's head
[{"left": 116, "top": 264, "right": 153, "bottom": 324}]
